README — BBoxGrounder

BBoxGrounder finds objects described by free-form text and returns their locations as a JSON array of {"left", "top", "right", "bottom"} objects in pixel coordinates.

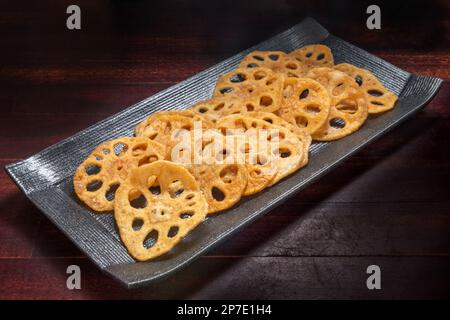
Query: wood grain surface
[{"left": 0, "top": 0, "right": 449, "bottom": 299}]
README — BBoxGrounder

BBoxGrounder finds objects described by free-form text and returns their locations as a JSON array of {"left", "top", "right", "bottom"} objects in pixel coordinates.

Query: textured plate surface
[{"left": 4, "top": 18, "right": 442, "bottom": 288}]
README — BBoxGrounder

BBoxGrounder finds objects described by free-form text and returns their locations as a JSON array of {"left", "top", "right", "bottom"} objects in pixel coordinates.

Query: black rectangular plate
[{"left": 5, "top": 18, "right": 443, "bottom": 288}]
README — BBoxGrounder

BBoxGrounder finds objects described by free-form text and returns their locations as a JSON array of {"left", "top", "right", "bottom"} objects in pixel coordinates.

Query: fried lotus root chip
[
  {"left": 334, "top": 63, "right": 398, "bottom": 114},
  {"left": 239, "top": 51, "right": 307, "bottom": 78},
  {"left": 306, "top": 68, "right": 368, "bottom": 141},
  {"left": 290, "top": 44, "right": 334, "bottom": 71},
  {"left": 241, "top": 113, "right": 312, "bottom": 173},
  {"left": 168, "top": 127, "right": 248, "bottom": 213},
  {"left": 188, "top": 163, "right": 247, "bottom": 214},
  {"left": 278, "top": 77, "right": 331, "bottom": 135},
  {"left": 135, "top": 112, "right": 213, "bottom": 157},
  {"left": 213, "top": 67, "right": 284, "bottom": 113},
  {"left": 189, "top": 97, "right": 251, "bottom": 123},
  {"left": 73, "top": 137, "right": 166, "bottom": 212},
  {"left": 114, "top": 160, "right": 208, "bottom": 261},
  {"left": 213, "top": 124, "right": 276, "bottom": 196},
  {"left": 216, "top": 114, "right": 306, "bottom": 191},
  {"left": 177, "top": 129, "right": 269, "bottom": 197}
]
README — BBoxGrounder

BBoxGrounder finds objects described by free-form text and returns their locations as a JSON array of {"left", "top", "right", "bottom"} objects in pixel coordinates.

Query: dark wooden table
[{"left": 0, "top": 0, "right": 449, "bottom": 299}]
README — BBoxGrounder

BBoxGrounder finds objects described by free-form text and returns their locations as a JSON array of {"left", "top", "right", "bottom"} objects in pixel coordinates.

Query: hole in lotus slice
[
  {"left": 185, "top": 193, "right": 195, "bottom": 200},
  {"left": 329, "top": 118, "right": 346, "bottom": 129},
  {"left": 295, "top": 116, "right": 308, "bottom": 128},
  {"left": 250, "top": 167, "right": 262, "bottom": 178},
  {"left": 149, "top": 183, "right": 161, "bottom": 195},
  {"left": 131, "top": 143, "right": 148, "bottom": 156},
  {"left": 253, "top": 55, "right": 264, "bottom": 61},
  {"left": 254, "top": 71, "right": 267, "bottom": 80},
  {"left": 265, "top": 77, "right": 277, "bottom": 86},
  {"left": 368, "top": 89, "right": 384, "bottom": 97},
  {"left": 279, "top": 148, "right": 292, "bottom": 158},
  {"left": 259, "top": 96, "right": 273, "bottom": 107},
  {"left": 138, "top": 154, "right": 159, "bottom": 167},
  {"left": 355, "top": 75, "right": 363, "bottom": 86},
  {"left": 168, "top": 180, "right": 184, "bottom": 198},
  {"left": 246, "top": 103, "right": 255, "bottom": 111},
  {"left": 167, "top": 226, "right": 179, "bottom": 238},
  {"left": 143, "top": 230, "right": 158, "bottom": 249},
  {"left": 286, "top": 63, "right": 297, "bottom": 70},
  {"left": 105, "top": 183, "right": 120, "bottom": 201},
  {"left": 299, "top": 89, "right": 309, "bottom": 99},
  {"left": 336, "top": 100, "right": 358, "bottom": 114},
  {"left": 247, "top": 63, "right": 258, "bottom": 68},
  {"left": 211, "top": 187, "right": 225, "bottom": 202},
  {"left": 219, "top": 165, "right": 238, "bottom": 183},
  {"left": 305, "top": 52, "right": 313, "bottom": 58},
  {"left": 317, "top": 53, "right": 325, "bottom": 60},
  {"left": 129, "top": 190, "right": 147, "bottom": 209},
  {"left": 164, "top": 121, "right": 173, "bottom": 131},
  {"left": 180, "top": 211, "right": 195, "bottom": 219},
  {"left": 234, "top": 119, "right": 246, "bottom": 129},
  {"left": 132, "top": 218, "right": 144, "bottom": 231},
  {"left": 230, "top": 73, "right": 246, "bottom": 83},
  {"left": 85, "top": 164, "right": 101, "bottom": 175},
  {"left": 371, "top": 101, "right": 385, "bottom": 106},
  {"left": 269, "top": 54, "right": 279, "bottom": 61},
  {"left": 257, "top": 154, "right": 268, "bottom": 165},
  {"left": 214, "top": 103, "right": 225, "bottom": 111},
  {"left": 86, "top": 180, "right": 103, "bottom": 192},
  {"left": 263, "top": 117, "right": 273, "bottom": 124},
  {"left": 332, "top": 83, "right": 346, "bottom": 96},
  {"left": 113, "top": 143, "right": 128, "bottom": 156},
  {"left": 306, "top": 104, "right": 321, "bottom": 114},
  {"left": 219, "top": 87, "right": 234, "bottom": 95},
  {"left": 198, "top": 107, "right": 208, "bottom": 113}
]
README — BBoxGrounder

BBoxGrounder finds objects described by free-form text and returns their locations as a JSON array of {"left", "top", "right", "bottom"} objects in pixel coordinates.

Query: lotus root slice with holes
[
  {"left": 278, "top": 77, "right": 331, "bottom": 135},
  {"left": 134, "top": 113, "right": 213, "bottom": 158},
  {"left": 73, "top": 137, "right": 166, "bottom": 212},
  {"left": 216, "top": 114, "right": 306, "bottom": 191},
  {"left": 306, "top": 67, "right": 368, "bottom": 141},
  {"left": 114, "top": 160, "right": 208, "bottom": 261},
  {"left": 290, "top": 44, "right": 334, "bottom": 71},
  {"left": 334, "top": 63, "right": 398, "bottom": 114},
  {"left": 188, "top": 163, "right": 247, "bottom": 214},
  {"left": 213, "top": 67, "right": 285, "bottom": 114}
]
